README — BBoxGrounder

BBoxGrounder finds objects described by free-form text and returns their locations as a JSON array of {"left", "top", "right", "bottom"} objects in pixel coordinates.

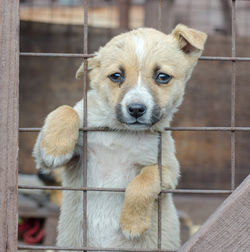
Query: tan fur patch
[
  {"left": 120, "top": 165, "right": 161, "bottom": 237},
  {"left": 86, "top": 26, "right": 207, "bottom": 117},
  {"left": 41, "top": 105, "right": 80, "bottom": 157},
  {"left": 172, "top": 24, "right": 207, "bottom": 51}
]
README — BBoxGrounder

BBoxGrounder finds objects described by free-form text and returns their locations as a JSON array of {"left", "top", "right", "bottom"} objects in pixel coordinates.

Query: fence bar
[
  {"left": 20, "top": 52, "right": 95, "bottom": 58},
  {"left": 199, "top": 56, "right": 250, "bottom": 61},
  {"left": 164, "top": 127, "right": 250, "bottom": 132},
  {"left": 158, "top": 0, "right": 163, "bottom": 31},
  {"left": 0, "top": 1, "right": 19, "bottom": 252},
  {"left": 18, "top": 185, "right": 232, "bottom": 194},
  {"left": 231, "top": 0, "right": 236, "bottom": 190},
  {"left": 19, "top": 53, "right": 250, "bottom": 61},
  {"left": 157, "top": 133, "right": 163, "bottom": 249},
  {"left": 18, "top": 244, "right": 176, "bottom": 252},
  {"left": 157, "top": 3, "right": 163, "bottom": 247},
  {"left": 82, "top": 0, "right": 88, "bottom": 250},
  {"left": 19, "top": 126, "right": 250, "bottom": 132}
]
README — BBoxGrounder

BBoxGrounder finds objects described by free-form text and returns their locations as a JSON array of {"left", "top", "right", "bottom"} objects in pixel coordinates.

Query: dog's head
[{"left": 77, "top": 24, "right": 207, "bottom": 131}]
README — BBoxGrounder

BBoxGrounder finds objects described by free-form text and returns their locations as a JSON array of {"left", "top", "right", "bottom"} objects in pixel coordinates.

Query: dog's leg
[
  {"left": 120, "top": 165, "right": 161, "bottom": 238},
  {"left": 33, "top": 105, "right": 80, "bottom": 169}
]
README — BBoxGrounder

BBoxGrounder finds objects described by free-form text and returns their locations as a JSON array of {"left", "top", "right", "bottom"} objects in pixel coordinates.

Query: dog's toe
[{"left": 120, "top": 220, "right": 149, "bottom": 239}]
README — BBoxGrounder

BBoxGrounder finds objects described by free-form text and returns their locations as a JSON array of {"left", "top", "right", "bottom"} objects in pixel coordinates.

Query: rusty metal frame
[
  {"left": 0, "top": 1, "right": 19, "bottom": 252},
  {"left": 19, "top": 52, "right": 250, "bottom": 61},
  {"left": 0, "top": 0, "right": 246, "bottom": 251}
]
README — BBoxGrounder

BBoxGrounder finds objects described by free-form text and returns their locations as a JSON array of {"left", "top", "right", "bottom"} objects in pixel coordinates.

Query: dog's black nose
[{"left": 127, "top": 103, "right": 147, "bottom": 118}]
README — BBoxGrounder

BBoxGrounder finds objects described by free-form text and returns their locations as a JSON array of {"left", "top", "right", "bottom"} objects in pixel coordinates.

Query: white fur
[
  {"left": 133, "top": 36, "right": 144, "bottom": 68},
  {"left": 55, "top": 94, "right": 180, "bottom": 251},
  {"left": 40, "top": 148, "right": 74, "bottom": 168},
  {"left": 120, "top": 74, "right": 154, "bottom": 123},
  {"left": 137, "top": 71, "right": 142, "bottom": 87}
]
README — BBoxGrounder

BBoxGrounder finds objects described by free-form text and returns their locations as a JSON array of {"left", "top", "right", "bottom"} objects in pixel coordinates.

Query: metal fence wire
[{"left": 13, "top": 0, "right": 249, "bottom": 251}]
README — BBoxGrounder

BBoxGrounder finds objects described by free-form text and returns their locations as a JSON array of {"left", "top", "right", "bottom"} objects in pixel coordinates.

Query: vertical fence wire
[
  {"left": 158, "top": 0, "right": 163, "bottom": 32},
  {"left": 82, "top": 0, "right": 89, "bottom": 250},
  {"left": 157, "top": 1, "right": 163, "bottom": 248},
  {"left": 231, "top": 0, "right": 236, "bottom": 190},
  {"left": 157, "top": 133, "right": 163, "bottom": 249}
]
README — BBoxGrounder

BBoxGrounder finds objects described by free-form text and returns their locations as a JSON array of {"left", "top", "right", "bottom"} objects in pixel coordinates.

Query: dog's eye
[
  {"left": 155, "top": 72, "right": 172, "bottom": 84},
  {"left": 108, "top": 72, "right": 124, "bottom": 83}
]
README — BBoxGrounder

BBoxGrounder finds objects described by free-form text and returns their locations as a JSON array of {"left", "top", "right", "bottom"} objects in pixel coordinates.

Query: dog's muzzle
[
  {"left": 116, "top": 104, "right": 161, "bottom": 128},
  {"left": 127, "top": 103, "right": 147, "bottom": 119}
]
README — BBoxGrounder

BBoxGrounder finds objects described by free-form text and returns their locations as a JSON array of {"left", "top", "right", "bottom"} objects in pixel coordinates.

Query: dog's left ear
[
  {"left": 76, "top": 55, "right": 100, "bottom": 79},
  {"left": 172, "top": 24, "right": 207, "bottom": 55}
]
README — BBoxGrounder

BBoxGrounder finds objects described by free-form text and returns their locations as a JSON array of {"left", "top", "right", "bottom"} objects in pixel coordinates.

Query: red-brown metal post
[{"left": 0, "top": 1, "right": 19, "bottom": 252}]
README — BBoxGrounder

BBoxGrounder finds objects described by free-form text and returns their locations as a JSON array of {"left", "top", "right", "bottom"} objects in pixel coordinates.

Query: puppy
[{"left": 33, "top": 24, "right": 207, "bottom": 251}]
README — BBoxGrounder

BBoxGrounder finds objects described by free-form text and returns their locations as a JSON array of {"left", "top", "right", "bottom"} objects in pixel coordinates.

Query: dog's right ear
[
  {"left": 75, "top": 55, "right": 100, "bottom": 79},
  {"left": 172, "top": 24, "right": 207, "bottom": 56}
]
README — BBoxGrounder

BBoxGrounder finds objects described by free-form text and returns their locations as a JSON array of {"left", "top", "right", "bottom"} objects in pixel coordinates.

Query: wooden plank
[
  {"left": 0, "top": 1, "right": 19, "bottom": 252},
  {"left": 118, "top": 0, "right": 131, "bottom": 30},
  {"left": 179, "top": 175, "right": 250, "bottom": 252}
]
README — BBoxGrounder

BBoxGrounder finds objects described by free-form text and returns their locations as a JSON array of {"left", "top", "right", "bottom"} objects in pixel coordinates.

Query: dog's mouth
[
  {"left": 126, "top": 121, "right": 152, "bottom": 127},
  {"left": 123, "top": 121, "right": 152, "bottom": 131},
  {"left": 128, "top": 121, "right": 145, "bottom": 125},
  {"left": 115, "top": 104, "right": 162, "bottom": 130},
  {"left": 117, "top": 116, "right": 153, "bottom": 130}
]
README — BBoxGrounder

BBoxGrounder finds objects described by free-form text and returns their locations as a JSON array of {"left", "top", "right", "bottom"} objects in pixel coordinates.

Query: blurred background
[{"left": 18, "top": 0, "right": 250, "bottom": 249}]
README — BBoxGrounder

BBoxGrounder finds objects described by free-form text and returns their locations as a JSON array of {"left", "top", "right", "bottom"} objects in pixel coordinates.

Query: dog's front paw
[
  {"left": 39, "top": 105, "right": 80, "bottom": 167},
  {"left": 120, "top": 206, "right": 151, "bottom": 239},
  {"left": 119, "top": 165, "right": 161, "bottom": 239},
  {"left": 119, "top": 192, "right": 153, "bottom": 239}
]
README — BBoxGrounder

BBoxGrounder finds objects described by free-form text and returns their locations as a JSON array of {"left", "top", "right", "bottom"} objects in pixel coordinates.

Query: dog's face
[{"left": 77, "top": 25, "right": 207, "bottom": 131}]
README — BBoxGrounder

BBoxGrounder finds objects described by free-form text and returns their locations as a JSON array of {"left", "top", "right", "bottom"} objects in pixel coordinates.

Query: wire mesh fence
[{"left": 0, "top": 0, "right": 249, "bottom": 251}]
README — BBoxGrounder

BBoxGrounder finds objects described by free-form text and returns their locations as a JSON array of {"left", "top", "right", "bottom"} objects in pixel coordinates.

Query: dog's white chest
[
  {"left": 85, "top": 131, "right": 159, "bottom": 188},
  {"left": 76, "top": 132, "right": 158, "bottom": 247}
]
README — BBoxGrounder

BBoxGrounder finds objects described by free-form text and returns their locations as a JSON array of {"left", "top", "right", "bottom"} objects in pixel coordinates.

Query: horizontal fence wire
[
  {"left": 20, "top": 52, "right": 95, "bottom": 58},
  {"left": 20, "top": 53, "right": 250, "bottom": 61},
  {"left": 18, "top": 244, "right": 176, "bottom": 252},
  {"left": 18, "top": 185, "right": 232, "bottom": 194},
  {"left": 19, "top": 127, "right": 250, "bottom": 132}
]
